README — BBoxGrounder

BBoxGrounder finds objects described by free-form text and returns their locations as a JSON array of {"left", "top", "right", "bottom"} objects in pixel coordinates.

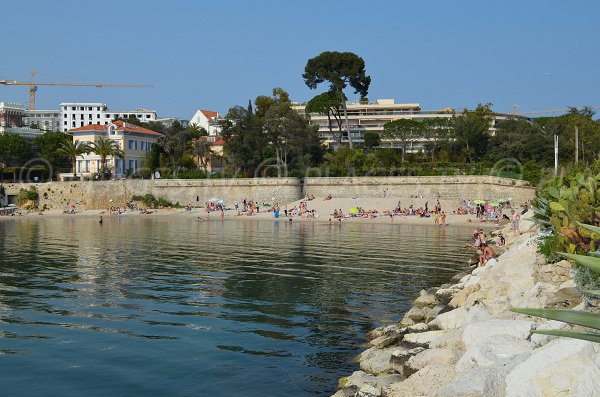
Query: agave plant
[{"left": 512, "top": 222, "right": 600, "bottom": 343}]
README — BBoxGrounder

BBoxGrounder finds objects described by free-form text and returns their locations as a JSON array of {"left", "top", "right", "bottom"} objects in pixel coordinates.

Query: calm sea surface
[{"left": 0, "top": 217, "right": 474, "bottom": 396}]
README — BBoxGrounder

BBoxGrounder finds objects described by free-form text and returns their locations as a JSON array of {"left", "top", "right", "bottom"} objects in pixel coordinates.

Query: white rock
[
  {"left": 429, "top": 328, "right": 464, "bottom": 349},
  {"left": 406, "top": 322, "right": 429, "bottom": 333},
  {"left": 464, "top": 275, "right": 481, "bottom": 287},
  {"left": 505, "top": 338, "right": 600, "bottom": 397},
  {"left": 403, "top": 330, "right": 447, "bottom": 347},
  {"left": 335, "top": 371, "right": 402, "bottom": 397},
  {"left": 387, "top": 364, "right": 456, "bottom": 397},
  {"left": 428, "top": 306, "right": 490, "bottom": 330},
  {"left": 439, "top": 360, "right": 522, "bottom": 397},
  {"left": 457, "top": 334, "right": 532, "bottom": 372},
  {"left": 358, "top": 346, "right": 398, "bottom": 375},
  {"left": 459, "top": 274, "right": 471, "bottom": 284},
  {"left": 406, "top": 348, "right": 461, "bottom": 372},
  {"left": 462, "top": 319, "right": 534, "bottom": 349},
  {"left": 530, "top": 320, "right": 570, "bottom": 347}
]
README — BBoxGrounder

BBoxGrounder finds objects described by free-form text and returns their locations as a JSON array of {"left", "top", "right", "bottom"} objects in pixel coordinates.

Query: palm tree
[
  {"left": 89, "top": 137, "right": 124, "bottom": 179},
  {"left": 56, "top": 140, "right": 90, "bottom": 178},
  {"left": 191, "top": 138, "right": 213, "bottom": 172}
]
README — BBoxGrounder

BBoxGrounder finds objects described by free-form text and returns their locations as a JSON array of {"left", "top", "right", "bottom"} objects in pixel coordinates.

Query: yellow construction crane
[{"left": 0, "top": 71, "right": 153, "bottom": 110}]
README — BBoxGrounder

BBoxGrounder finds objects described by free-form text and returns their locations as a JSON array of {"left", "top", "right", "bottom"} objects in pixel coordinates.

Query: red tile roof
[
  {"left": 201, "top": 110, "right": 222, "bottom": 122},
  {"left": 69, "top": 120, "right": 163, "bottom": 137}
]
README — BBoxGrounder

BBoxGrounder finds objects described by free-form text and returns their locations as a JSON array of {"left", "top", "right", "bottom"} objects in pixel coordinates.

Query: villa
[{"left": 68, "top": 120, "right": 163, "bottom": 178}]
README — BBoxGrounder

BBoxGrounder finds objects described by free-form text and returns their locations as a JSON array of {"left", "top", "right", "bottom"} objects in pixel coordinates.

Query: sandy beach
[{"left": 2, "top": 196, "right": 504, "bottom": 229}]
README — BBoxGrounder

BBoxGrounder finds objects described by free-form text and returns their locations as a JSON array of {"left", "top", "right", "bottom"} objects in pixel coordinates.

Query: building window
[
  {"left": 89, "top": 114, "right": 92, "bottom": 119},
  {"left": 105, "top": 114, "right": 111, "bottom": 118},
  {"left": 88, "top": 107, "right": 92, "bottom": 111},
  {"left": 128, "top": 140, "right": 134, "bottom": 150},
  {"left": 63, "top": 114, "right": 67, "bottom": 118},
  {"left": 80, "top": 107, "right": 84, "bottom": 111},
  {"left": 80, "top": 122, "right": 84, "bottom": 127},
  {"left": 135, "top": 140, "right": 138, "bottom": 150},
  {"left": 63, "top": 121, "right": 67, "bottom": 126},
  {"left": 97, "top": 122, "right": 100, "bottom": 125},
  {"left": 72, "top": 122, "right": 76, "bottom": 127},
  {"left": 80, "top": 114, "right": 84, "bottom": 120},
  {"left": 72, "top": 107, "right": 76, "bottom": 110},
  {"left": 96, "top": 114, "right": 100, "bottom": 119}
]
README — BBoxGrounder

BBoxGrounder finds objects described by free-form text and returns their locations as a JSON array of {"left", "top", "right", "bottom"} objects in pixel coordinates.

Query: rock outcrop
[{"left": 331, "top": 213, "right": 599, "bottom": 397}]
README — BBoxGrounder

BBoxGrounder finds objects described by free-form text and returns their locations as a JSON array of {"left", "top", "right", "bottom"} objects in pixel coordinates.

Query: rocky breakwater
[{"left": 333, "top": 213, "right": 600, "bottom": 397}]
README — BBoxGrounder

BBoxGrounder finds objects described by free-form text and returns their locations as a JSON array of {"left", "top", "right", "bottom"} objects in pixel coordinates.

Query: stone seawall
[
  {"left": 304, "top": 176, "right": 535, "bottom": 203},
  {"left": 2, "top": 176, "right": 536, "bottom": 210},
  {"left": 2, "top": 178, "right": 302, "bottom": 210}
]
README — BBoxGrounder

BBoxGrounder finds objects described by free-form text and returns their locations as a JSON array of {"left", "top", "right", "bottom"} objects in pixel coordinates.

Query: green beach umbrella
[
  {"left": 473, "top": 199, "right": 486, "bottom": 204},
  {"left": 349, "top": 207, "right": 359, "bottom": 214},
  {"left": 490, "top": 202, "right": 500, "bottom": 207}
]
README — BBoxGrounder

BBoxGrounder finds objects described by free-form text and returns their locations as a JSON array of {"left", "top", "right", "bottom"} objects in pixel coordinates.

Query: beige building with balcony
[
  {"left": 292, "top": 98, "right": 505, "bottom": 151},
  {"left": 69, "top": 120, "right": 162, "bottom": 178}
]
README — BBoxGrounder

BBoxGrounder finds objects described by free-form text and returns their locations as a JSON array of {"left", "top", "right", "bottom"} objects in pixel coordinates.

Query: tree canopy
[{"left": 303, "top": 51, "right": 371, "bottom": 148}]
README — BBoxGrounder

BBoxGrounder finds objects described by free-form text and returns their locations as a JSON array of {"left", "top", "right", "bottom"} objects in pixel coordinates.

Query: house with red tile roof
[
  {"left": 68, "top": 120, "right": 163, "bottom": 178},
  {"left": 189, "top": 109, "right": 223, "bottom": 136}
]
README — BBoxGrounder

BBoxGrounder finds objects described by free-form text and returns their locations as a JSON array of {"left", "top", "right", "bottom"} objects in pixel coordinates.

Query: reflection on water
[{"left": 0, "top": 218, "right": 473, "bottom": 396}]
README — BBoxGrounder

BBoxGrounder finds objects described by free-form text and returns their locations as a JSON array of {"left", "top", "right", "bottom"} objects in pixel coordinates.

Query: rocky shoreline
[{"left": 332, "top": 213, "right": 600, "bottom": 397}]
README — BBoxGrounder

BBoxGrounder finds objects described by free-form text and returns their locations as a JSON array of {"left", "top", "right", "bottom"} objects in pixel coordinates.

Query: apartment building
[
  {"left": 0, "top": 102, "right": 44, "bottom": 139},
  {"left": 68, "top": 120, "right": 162, "bottom": 178},
  {"left": 60, "top": 102, "right": 157, "bottom": 132},
  {"left": 293, "top": 99, "right": 505, "bottom": 151},
  {"left": 22, "top": 109, "right": 62, "bottom": 131}
]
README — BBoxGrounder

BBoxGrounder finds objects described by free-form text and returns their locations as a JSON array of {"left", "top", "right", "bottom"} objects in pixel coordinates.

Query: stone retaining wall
[
  {"left": 1, "top": 176, "right": 536, "bottom": 210},
  {"left": 2, "top": 178, "right": 302, "bottom": 210},
  {"left": 304, "top": 176, "right": 535, "bottom": 203}
]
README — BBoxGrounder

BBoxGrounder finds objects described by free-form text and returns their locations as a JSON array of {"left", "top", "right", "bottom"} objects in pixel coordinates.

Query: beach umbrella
[
  {"left": 473, "top": 199, "right": 486, "bottom": 204},
  {"left": 349, "top": 207, "right": 359, "bottom": 214},
  {"left": 209, "top": 197, "right": 220, "bottom": 202},
  {"left": 490, "top": 202, "right": 500, "bottom": 207}
]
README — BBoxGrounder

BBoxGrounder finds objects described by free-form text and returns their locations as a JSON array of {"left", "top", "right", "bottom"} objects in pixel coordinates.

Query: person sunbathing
[{"left": 479, "top": 243, "right": 495, "bottom": 267}]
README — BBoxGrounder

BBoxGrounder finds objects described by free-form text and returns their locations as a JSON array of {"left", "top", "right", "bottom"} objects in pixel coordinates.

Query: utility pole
[
  {"left": 554, "top": 131, "right": 559, "bottom": 176},
  {"left": 575, "top": 126, "right": 579, "bottom": 165}
]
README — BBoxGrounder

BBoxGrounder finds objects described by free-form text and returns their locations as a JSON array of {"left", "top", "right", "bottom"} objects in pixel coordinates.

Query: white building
[
  {"left": 22, "top": 109, "right": 62, "bottom": 131},
  {"left": 189, "top": 109, "right": 223, "bottom": 135},
  {"left": 293, "top": 98, "right": 506, "bottom": 150},
  {"left": 60, "top": 102, "right": 157, "bottom": 132},
  {"left": 0, "top": 102, "right": 44, "bottom": 139}
]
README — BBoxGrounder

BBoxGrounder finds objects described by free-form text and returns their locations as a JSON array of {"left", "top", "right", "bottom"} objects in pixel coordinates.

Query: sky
[{"left": 2, "top": 0, "right": 599, "bottom": 119}]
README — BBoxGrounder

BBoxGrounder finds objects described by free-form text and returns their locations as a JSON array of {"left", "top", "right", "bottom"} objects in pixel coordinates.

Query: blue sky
[{"left": 2, "top": 0, "right": 599, "bottom": 119}]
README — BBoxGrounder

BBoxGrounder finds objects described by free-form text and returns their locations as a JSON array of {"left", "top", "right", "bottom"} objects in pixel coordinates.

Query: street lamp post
[{"left": 554, "top": 129, "right": 559, "bottom": 176}]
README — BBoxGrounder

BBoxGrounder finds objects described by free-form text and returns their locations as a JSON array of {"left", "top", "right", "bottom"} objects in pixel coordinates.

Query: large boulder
[
  {"left": 457, "top": 334, "right": 532, "bottom": 372},
  {"left": 438, "top": 359, "right": 523, "bottom": 397},
  {"left": 405, "top": 347, "right": 461, "bottom": 373},
  {"left": 530, "top": 320, "right": 570, "bottom": 348},
  {"left": 424, "top": 304, "right": 452, "bottom": 323},
  {"left": 505, "top": 338, "right": 600, "bottom": 397},
  {"left": 334, "top": 371, "right": 403, "bottom": 397},
  {"left": 389, "top": 347, "right": 426, "bottom": 374},
  {"left": 428, "top": 306, "right": 490, "bottom": 330},
  {"left": 387, "top": 364, "right": 456, "bottom": 397},
  {"left": 403, "top": 330, "right": 448, "bottom": 348},
  {"left": 545, "top": 279, "right": 582, "bottom": 308},
  {"left": 448, "top": 283, "right": 481, "bottom": 308},
  {"left": 461, "top": 319, "right": 534, "bottom": 349},
  {"left": 413, "top": 289, "right": 439, "bottom": 308},
  {"left": 358, "top": 346, "right": 400, "bottom": 375},
  {"left": 429, "top": 328, "right": 464, "bottom": 350}
]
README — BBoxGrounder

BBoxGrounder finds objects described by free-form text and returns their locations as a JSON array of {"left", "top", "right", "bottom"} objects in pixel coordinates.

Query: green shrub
[
  {"left": 16, "top": 186, "right": 39, "bottom": 207},
  {"left": 131, "top": 193, "right": 177, "bottom": 208}
]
